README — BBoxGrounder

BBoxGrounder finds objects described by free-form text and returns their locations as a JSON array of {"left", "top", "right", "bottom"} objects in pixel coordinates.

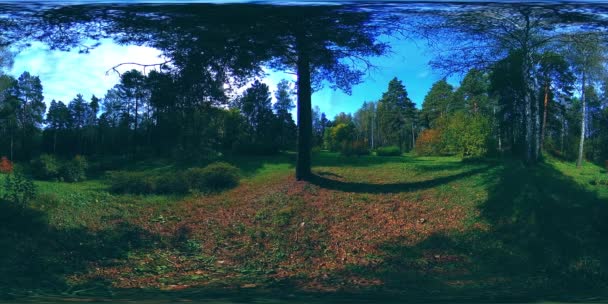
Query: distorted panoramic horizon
[{"left": 1, "top": 1, "right": 607, "bottom": 303}]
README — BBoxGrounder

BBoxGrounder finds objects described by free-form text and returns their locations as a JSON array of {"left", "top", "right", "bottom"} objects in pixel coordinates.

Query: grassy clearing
[{"left": 1, "top": 152, "right": 607, "bottom": 300}]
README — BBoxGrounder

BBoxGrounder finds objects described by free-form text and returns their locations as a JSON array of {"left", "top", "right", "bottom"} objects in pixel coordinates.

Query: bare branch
[{"left": 105, "top": 59, "right": 173, "bottom": 76}]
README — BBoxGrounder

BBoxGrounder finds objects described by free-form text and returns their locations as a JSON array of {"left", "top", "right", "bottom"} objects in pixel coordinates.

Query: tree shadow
[
  {"left": 0, "top": 203, "right": 160, "bottom": 298},
  {"left": 324, "top": 160, "right": 608, "bottom": 301},
  {"left": 312, "top": 153, "right": 412, "bottom": 168},
  {"left": 307, "top": 165, "right": 494, "bottom": 194}
]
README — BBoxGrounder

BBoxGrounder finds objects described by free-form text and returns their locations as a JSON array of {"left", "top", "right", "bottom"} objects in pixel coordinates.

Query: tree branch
[{"left": 105, "top": 59, "right": 173, "bottom": 76}]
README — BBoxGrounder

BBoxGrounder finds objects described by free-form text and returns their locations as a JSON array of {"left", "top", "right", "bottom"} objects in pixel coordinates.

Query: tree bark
[
  {"left": 541, "top": 82, "right": 549, "bottom": 150},
  {"left": 53, "top": 130, "right": 57, "bottom": 154},
  {"left": 534, "top": 82, "right": 541, "bottom": 160},
  {"left": 561, "top": 113, "right": 565, "bottom": 154},
  {"left": 10, "top": 131, "right": 13, "bottom": 161},
  {"left": 295, "top": 33, "right": 312, "bottom": 180},
  {"left": 577, "top": 70, "right": 586, "bottom": 168},
  {"left": 411, "top": 122, "right": 415, "bottom": 149},
  {"left": 523, "top": 62, "right": 534, "bottom": 164}
]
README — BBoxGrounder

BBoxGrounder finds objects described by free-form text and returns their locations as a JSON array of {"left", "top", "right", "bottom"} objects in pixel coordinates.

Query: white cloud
[
  {"left": 9, "top": 39, "right": 163, "bottom": 104},
  {"left": 416, "top": 70, "right": 430, "bottom": 79}
]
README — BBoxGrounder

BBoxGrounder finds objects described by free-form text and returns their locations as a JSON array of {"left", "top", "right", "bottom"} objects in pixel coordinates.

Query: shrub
[
  {"left": 109, "top": 162, "right": 240, "bottom": 194},
  {"left": 442, "top": 113, "right": 491, "bottom": 159},
  {"left": 325, "top": 123, "right": 356, "bottom": 152},
  {"left": 108, "top": 171, "right": 157, "bottom": 194},
  {"left": 0, "top": 157, "right": 13, "bottom": 174},
  {"left": 2, "top": 171, "right": 36, "bottom": 206},
  {"left": 340, "top": 140, "right": 370, "bottom": 156},
  {"left": 415, "top": 129, "right": 443, "bottom": 156},
  {"left": 30, "top": 154, "right": 61, "bottom": 179},
  {"left": 592, "top": 174, "right": 608, "bottom": 186},
  {"left": 186, "top": 162, "right": 240, "bottom": 191},
  {"left": 376, "top": 145, "right": 401, "bottom": 156},
  {"left": 156, "top": 172, "right": 189, "bottom": 194},
  {"left": 60, "top": 155, "right": 88, "bottom": 182}
]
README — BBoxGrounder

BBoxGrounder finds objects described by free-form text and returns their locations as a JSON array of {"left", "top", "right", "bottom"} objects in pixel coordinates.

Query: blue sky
[{"left": 8, "top": 35, "right": 461, "bottom": 120}]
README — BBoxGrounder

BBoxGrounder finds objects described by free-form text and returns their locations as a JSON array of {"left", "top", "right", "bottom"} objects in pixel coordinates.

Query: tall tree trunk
[
  {"left": 370, "top": 112, "right": 374, "bottom": 149},
  {"left": 541, "top": 82, "right": 549, "bottom": 149},
  {"left": 53, "top": 130, "right": 57, "bottom": 154},
  {"left": 577, "top": 70, "right": 586, "bottom": 168},
  {"left": 10, "top": 131, "right": 13, "bottom": 161},
  {"left": 134, "top": 96, "right": 139, "bottom": 155},
  {"left": 523, "top": 66, "right": 534, "bottom": 163},
  {"left": 295, "top": 34, "right": 312, "bottom": 180},
  {"left": 561, "top": 113, "right": 565, "bottom": 154},
  {"left": 534, "top": 85, "right": 541, "bottom": 160},
  {"left": 411, "top": 122, "right": 415, "bottom": 149}
]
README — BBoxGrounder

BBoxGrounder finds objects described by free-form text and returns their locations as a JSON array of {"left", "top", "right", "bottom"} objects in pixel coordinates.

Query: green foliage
[
  {"left": 30, "top": 154, "right": 61, "bottom": 179},
  {"left": 324, "top": 122, "right": 371, "bottom": 156},
  {"left": 108, "top": 171, "right": 159, "bottom": 194},
  {"left": 377, "top": 77, "right": 417, "bottom": 149},
  {"left": 187, "top": 162, "right": 240, "bottom": 191},
  {"left": 441, "top": 113, "right": 491, "bottom": 159},
  {"left": 31, "top": 154, "right": 88, "bottom": 182},
  {"left": 421, "top": 79, "right": 455, "bottom": 127},
  {"left": 376, "top": 145, "right": 401, "bottom": 156},
  {"left": 592, "top": 173, "right": 608, "bottom": 186},
  {"left": 156, "top": 172, "right": 190, "bottom": 194},
  {"left": 2, "top": 171, "right": 36, "bottom": 206},
  {"left": 60, "top": 155, "right": 88, "bottom": 182},
  {"left": 109, "top": 162, "right": 240, "bottom": 194},
  {"left": 340, "top": 140, "right": 370, "bottom": 156}
]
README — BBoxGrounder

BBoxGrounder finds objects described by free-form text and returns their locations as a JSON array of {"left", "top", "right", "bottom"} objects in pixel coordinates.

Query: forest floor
[{"left": 1, "top": 152, "right": 608, "bottom": 302}]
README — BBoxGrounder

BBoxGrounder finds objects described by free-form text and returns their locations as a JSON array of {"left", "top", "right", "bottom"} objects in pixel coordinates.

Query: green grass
[{"left": 1, "top": 152, "right": 607, "bottom": 301}]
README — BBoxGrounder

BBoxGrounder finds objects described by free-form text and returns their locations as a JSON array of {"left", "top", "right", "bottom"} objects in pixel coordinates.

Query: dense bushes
[
  {"left": 0, "top": 157, "right": 13, "bottom": 174},
  {"left": 416, "top": 113, "right": 491, "bottom": 159},
  {"left": 109, "top": 162, "right": 240, "bottom": 194},
  {"left": 60, "top": 155, "right": 88, "bottom": 182},
  {"left": 340, "top": 141, "right": 370, "bottom": 156},
  {"left": 415, "top": 129, "right": 443, "bottom": 156},
  {"left": 30, "top": 154, "right": 61, "bottom": 179},
  {"left": 324, "top": 122, "right": 370, "bottom": 156},
  {"left": 108, "top": 171, "right": 157, "bottom": 194},
  {"left": 441, "top": 113, "right": 491, "bottom": 158},
  {"left": 31, "top": 154, "right": 88, "bottom": 182},
  {"left": 186, "top": 162, "right": 240, "bottom": 191},
  {"left": 2, "top": 171, "right": 36, "bottom": 206},
  {"left": 376, "top": 145, "right": 401, "bottom": 156}
]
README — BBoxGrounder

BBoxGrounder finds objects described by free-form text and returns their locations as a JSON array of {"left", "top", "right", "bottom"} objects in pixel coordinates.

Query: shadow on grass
[
  {"left": 312, "top": 152, "right": 410, "bottom": 168},
  {"left": 308, "top": 165, "right": 494, "bottom": 194},
  {"left": 0, "top": 203, "right": 160, "bottom": 299},
  {"left": 326, "top": 160, "right": 608, "bottom": 301}
]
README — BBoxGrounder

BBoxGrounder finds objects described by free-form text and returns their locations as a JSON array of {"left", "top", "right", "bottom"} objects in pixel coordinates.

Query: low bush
[
  {"left": 0, "top": 156, "right": 13, "bottom": 174},
  {"left": 592, "top": 173, "right": 608, "bottom": 186},
  {"left": 61, "top": 155, "right": 88, "bottom": 182},
  {"left": 30, "top": 154, "right": 61, "bottom": 179},
  {"left": 2, "top": 171, "right": 36, "bottom": 206},
  {"left": 186, "top": 162, "right": 240, "bottom": 191},
  {"left": 340, "top": 141, "right": 370, "bottom": 156},
  {"left": 108, "top": 162, "right": 239, "bottom": 195},
  {"left": 156, "top": 172, "right": 189, "bottom": 194},
  {"left": 415, "top": 129, "right": 443, "bottom": 156},
  {"left": 108, "top": 171, "right": 158, "bottom": 194},
  {"left": 376, "top": 145, "right": 401, "bottom": 156}
]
